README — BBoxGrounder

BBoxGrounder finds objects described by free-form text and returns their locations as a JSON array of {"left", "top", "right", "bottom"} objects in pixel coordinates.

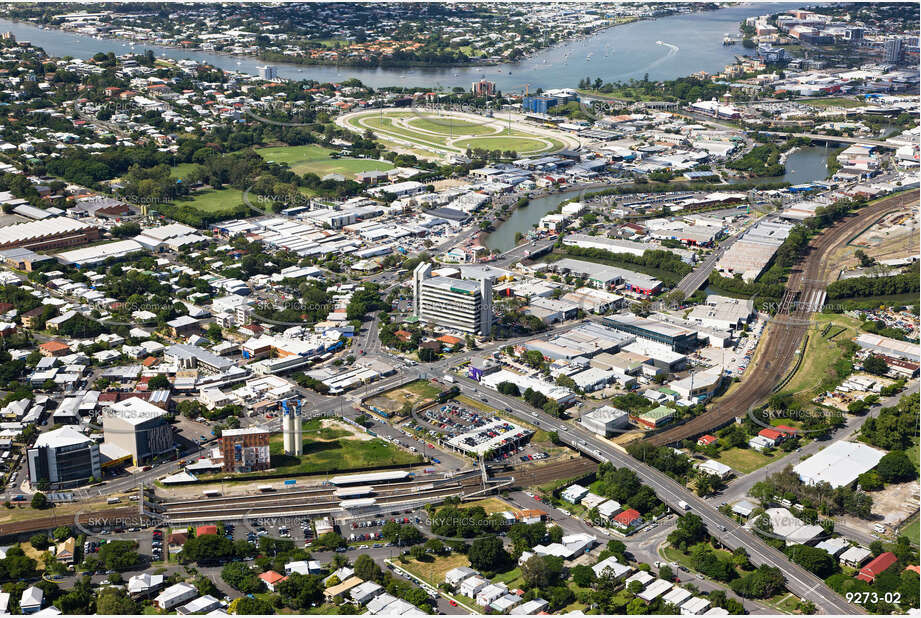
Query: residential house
[{"left": 856, "top": 552, "right": 897, "bottom": 583}]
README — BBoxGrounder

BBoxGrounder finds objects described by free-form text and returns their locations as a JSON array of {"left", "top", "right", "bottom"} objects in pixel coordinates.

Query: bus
[
  {"left": 107, "top": 497, "right": 121, "bottom": 505},
  {"left": 258, "top": 485, "right": 275, "bottom": 492},
  {"left": 203, "top": 489, "right": 221, "bottom": 497}
]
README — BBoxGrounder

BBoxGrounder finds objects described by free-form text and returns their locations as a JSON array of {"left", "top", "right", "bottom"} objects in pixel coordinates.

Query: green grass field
[
  {"left": 407, "top": 116, "right": 497, "bottom": 136},
  {"left": 238, "top": 418, "right": 423, "bottom": 477},
  {"left": 170, "top": 162, "right": 199, "bottom": 180},
  {"left": 256, "top": 144, "right": 394, "bottom": 179},
  {"left": 711, "top": 447, "right": 778, "bottom": 475},
  {"left": 177, "top": 188, "right": 244, "bottom": 213},
  {"left": 779, "top": 313, "right": 862, "bottom": 404},
  {"left": 900, "top": 511, "right": 919, "bottom": 546},
  {"left": 454, "top": 136, "right": 559, "bottom": 152},
  {"left": 801, "top": 97, "right": 864, "bottom": 109}
]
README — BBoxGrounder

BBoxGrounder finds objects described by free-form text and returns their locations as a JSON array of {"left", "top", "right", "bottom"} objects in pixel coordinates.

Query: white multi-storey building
[{"left": 413, "top": 263, "right": 493, "bottom": 335}]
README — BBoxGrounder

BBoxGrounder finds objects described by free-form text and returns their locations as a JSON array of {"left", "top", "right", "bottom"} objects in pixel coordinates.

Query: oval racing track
[{"left": 337, "top": 108, "right": 581, "bottom": 159}]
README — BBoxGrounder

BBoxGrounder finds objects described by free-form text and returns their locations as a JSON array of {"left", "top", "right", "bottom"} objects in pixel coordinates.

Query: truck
[
  {"left": 678, "top": 500, "right": 690, "bottom": 511},
  {"left": 443, "top": 375, "right": 455, "bottom": 384}
]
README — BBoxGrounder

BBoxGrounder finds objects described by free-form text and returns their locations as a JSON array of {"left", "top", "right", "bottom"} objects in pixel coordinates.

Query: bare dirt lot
[{"left": 840, "top": 480, "right": 920, "bottom": 535}]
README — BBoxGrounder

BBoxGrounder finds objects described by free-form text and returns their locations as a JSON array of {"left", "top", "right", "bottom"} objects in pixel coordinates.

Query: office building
[
  {"left": 413, "top": 262, "right": 492, "bottom": 335},
  {"left": 522, "top": 96, "right": 558, "bottom": 115},
  {"left": 471, "top": 79, "right": 496, "bottom": 96},
  {"left": 102, "top": 397, "right": 173, "bottom": 465},
  {"left": 602, "top": 313, "right": 697, "bottom": 352},
  {"left": 259, "top": 65, "right": 277, "bottom": 80},
  {"left": 219, "top": 427, "right": 271, "bottom": 473},
  {"left": 885, "top": 38, "right": 903, "bottom": 64},
  {"left": 27, "top": 427, "right": 100, "bottom": 488}
]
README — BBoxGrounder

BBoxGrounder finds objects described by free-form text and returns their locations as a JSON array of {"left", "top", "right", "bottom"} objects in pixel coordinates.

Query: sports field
[
  {"left": 178, "top": 188, "right": 244, "bottom": 213},
  {"left": 256, "top": 144, "right": 394, "bottom": 179},
  {"left": 340, "top": 109, "right": 577, "bottom": 158}
]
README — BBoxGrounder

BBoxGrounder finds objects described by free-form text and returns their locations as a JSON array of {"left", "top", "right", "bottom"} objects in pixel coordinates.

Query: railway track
[
  {"left": 509, "top": 457, "right": 597, "bottom": 488},
  {"left": 0, "top": 507, "right": 139, "bottom": 539},
  {"left": 648, "top": 190, "right": 919, "bottom": 447}
]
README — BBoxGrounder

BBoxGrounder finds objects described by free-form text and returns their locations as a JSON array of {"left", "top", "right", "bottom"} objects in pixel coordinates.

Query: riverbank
[
  {"left": 0, "top": 4, "right": 782, "bottom": 88},
  {"left": 8, "top": 13, "right": 640, "bottom": 72}
]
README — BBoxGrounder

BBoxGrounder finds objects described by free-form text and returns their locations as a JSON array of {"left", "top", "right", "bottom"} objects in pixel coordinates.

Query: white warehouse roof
[{"left": 793, "top": 441, "right": 886, "bottom": 488}]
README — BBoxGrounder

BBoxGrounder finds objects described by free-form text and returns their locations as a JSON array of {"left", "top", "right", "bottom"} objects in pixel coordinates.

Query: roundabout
[{"left": 338, "top": 108, "right": 581, "bottom": 159}]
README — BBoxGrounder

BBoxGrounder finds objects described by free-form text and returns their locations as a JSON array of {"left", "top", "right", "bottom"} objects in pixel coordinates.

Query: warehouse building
[
  {"left": 602, "top": 313, "right": 698, "bottom": 353},
  {"left": 0, "top": 217, "right": 100, "bottom": 252},
  {"left": 27, "top": 426, "right": 100, "bottom": 488},
  {"left": 715, "top": 219, "right": 794, "bottom": 282},
  {"left": 580, "top": 406, "right": 629, "bottom": 437},
  {"left": 855, "top": 333, "right": 920, "bottom": 363},
  {"left": 550, "top": 258, "right": 662, "bottom": 296},
  {"left": 560, "top": 287, "right": 625, "bottom": 314},
  {"left": 56, "top": 239, "right": 144, "bottom": 267},
  {"left": 793, "top": 441, "right": 886, "bottom": 489}
]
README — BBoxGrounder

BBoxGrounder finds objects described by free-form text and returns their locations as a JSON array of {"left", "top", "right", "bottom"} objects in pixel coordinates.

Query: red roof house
[
  {"left": 259, "top": 570, "right": 286, "bottom": 592},
  {"left": 757, "top": 428, "right": 783, "bottom": 443},
  {"left": 856, "top": 552, "right": 898, "bottom": 583},
  {"left": 196, "top": 525, "right": 218, "bottom": 537},
  {"left": 697, "top": 435, "right": 717, "bottom": 446},
  {"left": 612, "top": 508, "right": 643, "bottom": 529}
]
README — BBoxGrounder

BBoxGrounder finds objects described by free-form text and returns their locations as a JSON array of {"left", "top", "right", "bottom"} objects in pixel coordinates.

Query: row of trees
[{"left": 826, "top": 267, "right": 920, "bottom": 300}]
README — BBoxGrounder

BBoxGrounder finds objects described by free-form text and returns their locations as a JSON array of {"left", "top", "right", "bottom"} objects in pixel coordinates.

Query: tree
[
  {"left": 730, "top": 565, "right": 786, "bottom": 598},
  {"left": 147, "top": 374, "right": 171, "bottom": 390},
  {"left": 31, "top": 492, "right": 50, "bottom": 510},
  {"left": 521, "top": 555, "right": 563, "bottom": 588},
  {"left": 786, "top": 544, "right": 837, "bottom": 578},
  {"left": 52, "top": 526, "right": 71, "bottom": 542},
  {"left": 277, "top": 572, "right": 324, "bottom": 610},
  {"left": 314, "top": 532, "right": 346, "bottom": 551},
  {"left": 876, "top": 451, "right": 915, "bottom": 483},
  {"left": 221, "top": 562, "right": 265, "bottom": 593},
  {"left": 857, "top": 471, "right": 884, "bottom": 491},
  {"left": 231, "top": 596, "right": 274, "bottom": 615},
  {"left": 354, "top": 553, "right": 382, "bottom": 582},
  {"left": 571, "top": 564, "right": 595, "bottom": 587},
  {"left": 29, "top": 534, "right": 49, "bottom": 550},
  {"left": 95, "top": 588, "right": 138, "bottom": 614},
  {"left": 659, "top": 564, "right": 674, "bottom": 582},
  {"left": 862, "top": 355, "right": 889, "bottom": 376},
  {"left": 468, "top": 536, "right": 511, "bottom": 573},
  {"left": 667, "top": 513, "right": 707, "bottom": 550}
]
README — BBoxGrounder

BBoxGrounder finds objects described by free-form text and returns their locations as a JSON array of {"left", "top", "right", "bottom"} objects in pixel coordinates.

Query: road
[
  {"left": 449, "top": 374, "right": 863, "bottom": 615},
  {"left": 648, "top": 189, "right": 919, "bottom": 447},
  {"left": 714, "top": 380, "right": 919, "bottom": 547},
  {"left": 758, "top": 131, "right": 897, "bottom": 149},
  {"left": 674, "top": 225, "right": 749, "bottom": 297}
]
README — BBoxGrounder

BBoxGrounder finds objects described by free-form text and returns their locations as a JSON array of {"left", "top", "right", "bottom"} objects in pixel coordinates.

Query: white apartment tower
[
  {"left": 282, "top": 406, "right": 303, "bottom": 456},
  {"left": 413, "top": 262, "right": 493, "bottom": 335}
]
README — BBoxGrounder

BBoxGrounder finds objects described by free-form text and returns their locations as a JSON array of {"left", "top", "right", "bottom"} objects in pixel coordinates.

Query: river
[
  {"left": 780, "top": 146, "right": 831, "bottom": 186},
  {"left": 486, "top": 148, "right": 831, "bottom": 253},
  {"left": 0, "top": 4, "right": 790, "bottom": 90},
  {"left": 486, "top": 189, "right": 585, "bottom": 253}
]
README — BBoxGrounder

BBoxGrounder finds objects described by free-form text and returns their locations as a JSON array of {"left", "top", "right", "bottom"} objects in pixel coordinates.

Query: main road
[{"left": 447, "top": 373, "right": 863, "bottom": 615}]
